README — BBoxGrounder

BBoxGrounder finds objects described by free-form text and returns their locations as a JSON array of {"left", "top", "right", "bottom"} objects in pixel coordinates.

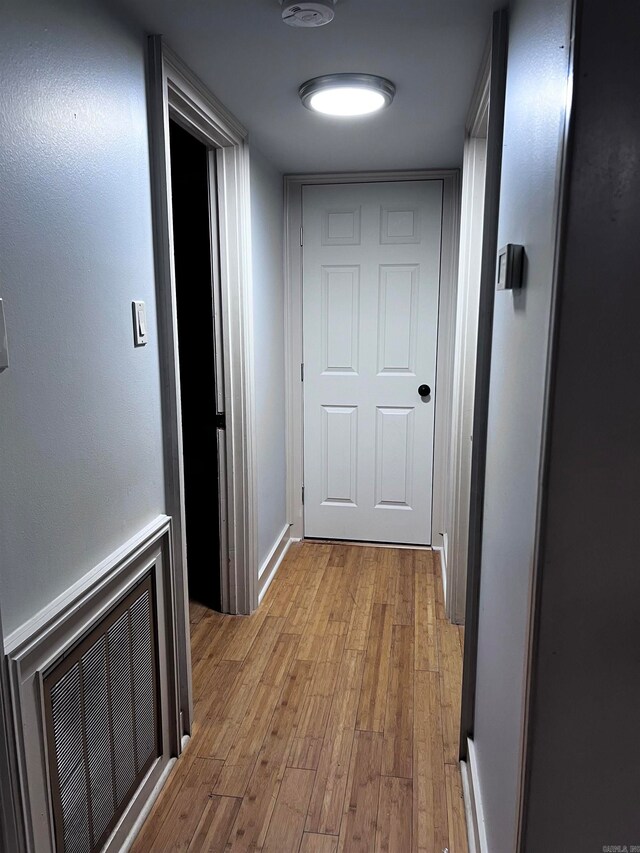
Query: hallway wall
[
  {"left": 470, "top": 0, "right": 574, "bottom": 850},
  {"left": 0, "top": 0, "right": 291, "bottom": 636},
  {"left": 523, "top": 1, "right": 640, "bottom": 846},
  {"left": 0, "top": 0, "right": 165, "bottom": 638},
  {"left": 249, "top": 147, "right": 288, "bottom": 571}
]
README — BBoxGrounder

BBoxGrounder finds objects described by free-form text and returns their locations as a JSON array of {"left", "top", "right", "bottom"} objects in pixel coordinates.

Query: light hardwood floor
[{"left": 131, "top": 541, "right": 467, "bottom": 852}]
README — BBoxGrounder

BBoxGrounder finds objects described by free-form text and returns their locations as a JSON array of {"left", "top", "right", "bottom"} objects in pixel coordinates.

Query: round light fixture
[{"left": 299, "top": 74, "right": 395, "bottom": 117}]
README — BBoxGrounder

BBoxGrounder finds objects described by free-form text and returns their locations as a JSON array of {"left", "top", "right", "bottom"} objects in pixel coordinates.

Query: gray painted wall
[
  {"left": 471, "top": 0, "right": 573, "bottom": 849},
  {"left": 523, "top": 2, "right": 640, "bottom": 848},
  {"left": 0, "top": 0, "right": 165, "bottom": 638},
  {"left": 249, "top": 147, "right": 287, "bottom": 568},
  {"left": 0, "top": 0, "right": 289, "bottom": 639}
]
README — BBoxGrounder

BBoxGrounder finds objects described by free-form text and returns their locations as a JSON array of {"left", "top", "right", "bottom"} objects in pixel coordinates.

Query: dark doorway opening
[{"left": 169, "top": 118, "right": 222, "bottom": 611}]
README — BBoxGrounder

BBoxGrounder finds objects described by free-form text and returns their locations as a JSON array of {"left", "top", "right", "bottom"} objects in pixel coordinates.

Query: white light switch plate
[
  {"left": 132, "top": 300, "right": 148, "bottom": 346},
  {"left": 0, "top": 299, "right": 8, "bottom": 371}
]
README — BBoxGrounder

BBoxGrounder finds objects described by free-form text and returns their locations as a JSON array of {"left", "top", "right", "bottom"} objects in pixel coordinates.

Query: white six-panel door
[{"left": 302, "top": 180, "right": 443, "bottom": 544}]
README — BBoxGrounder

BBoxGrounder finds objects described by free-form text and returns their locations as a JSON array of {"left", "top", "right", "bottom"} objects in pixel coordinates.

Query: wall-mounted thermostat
[
  {"left": 496, "top": 244, "right": 524, "bottom": 291},
  {"left": 132, "top": 300, "right": 148, "bottom": 346}
]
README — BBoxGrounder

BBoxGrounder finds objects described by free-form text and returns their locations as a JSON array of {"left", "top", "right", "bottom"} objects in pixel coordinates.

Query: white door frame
[
  {"left": 445, "top": 50, "right": 491, "bottom": 624},
  {"left": 285, "top": 171, "right": 460, "bottom": 546},
  {"left": 147, "top": 38, "right": 258, "bottom": 734}
]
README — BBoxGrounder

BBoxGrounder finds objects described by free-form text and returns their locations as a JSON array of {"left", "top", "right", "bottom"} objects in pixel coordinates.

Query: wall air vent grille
[{"left": 43, "top": 574, "right": 160, "bottom": 853}]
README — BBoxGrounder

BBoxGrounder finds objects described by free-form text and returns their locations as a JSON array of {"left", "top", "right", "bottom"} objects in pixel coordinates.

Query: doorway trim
[
  {"left": 147, "top": 38, "right": 258, "bottom": 734},
  {"left": 284, "top": 170, "right": 460, "bottom": 547},
  {"left": 0, "top": 606, "right": 24, "bottom": 852},
  {"left": 458, "top": 8, "right": 509, "bottom": 762},
  {"left": 445, "top": 47, "right": 491, "bottom": 625}
]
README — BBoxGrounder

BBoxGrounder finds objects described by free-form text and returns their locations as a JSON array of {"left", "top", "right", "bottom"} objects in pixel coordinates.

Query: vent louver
[{"left": 44, "top": 575, "right": 160, "bottom": 853}]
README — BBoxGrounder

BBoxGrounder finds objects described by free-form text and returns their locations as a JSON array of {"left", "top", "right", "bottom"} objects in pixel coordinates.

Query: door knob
[{"left": 418, "top": 384, "right": 431, "bottom": 397}]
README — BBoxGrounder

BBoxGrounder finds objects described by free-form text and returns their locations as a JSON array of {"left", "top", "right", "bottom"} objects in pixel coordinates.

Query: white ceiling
[{"left": 121, "top": 0, "right": 501, "bottom": 173}]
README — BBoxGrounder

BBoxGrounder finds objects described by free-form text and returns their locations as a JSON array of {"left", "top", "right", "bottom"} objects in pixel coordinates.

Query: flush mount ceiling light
[{"left": 299, "top": 73, "right": 396, "bottom": 117}]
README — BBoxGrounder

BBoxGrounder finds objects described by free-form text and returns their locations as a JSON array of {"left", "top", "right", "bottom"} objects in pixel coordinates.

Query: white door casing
[
  {"left": 302, "top": 180, "right": 443, "bottom": 544},
  {"left": 147, "top": 38, "right": 257, "bottom": 740},
  {"left": 445, "top": 43, "right": 490, "bottom": 622}
]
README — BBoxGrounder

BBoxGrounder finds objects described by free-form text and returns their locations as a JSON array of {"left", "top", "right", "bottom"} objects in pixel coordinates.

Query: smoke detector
[{"left": 281, "top": 0, "right": 336, "bottom": 28}]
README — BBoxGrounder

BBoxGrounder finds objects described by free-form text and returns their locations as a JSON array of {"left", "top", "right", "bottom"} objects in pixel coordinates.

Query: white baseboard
[
  {"left": 258, "top": 524, "right": 292, "bottom": 602},
  {"left": 303, "top": 538, "right": 431, "bottom": 551},
  {"left": 122, "top": 757, "right": 176, "bottom": 851},
  {"left": 461, "top": 738, "right": 489, "bottom": 853},
  {"left": 460, "top": 760, "right": 478, "bottom": 853},
  {"left": 433, "top": 544, "right": 447, "bottom": 604}
]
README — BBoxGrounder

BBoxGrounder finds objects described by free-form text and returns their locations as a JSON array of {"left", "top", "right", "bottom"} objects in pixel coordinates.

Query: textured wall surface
[
  {"left": 0, "top": 0, "right": 165, "bottom": 637},
  {"left": 249, "top": 146, "right": 287, "bottom": 568},
  {"left": 471, "top": 0, "right": 573, "bottom": 849}
]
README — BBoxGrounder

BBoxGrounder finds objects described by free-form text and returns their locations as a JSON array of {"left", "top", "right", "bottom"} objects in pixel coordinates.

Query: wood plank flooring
[{"left": 131, "top": 542, "right": 467, "bottom": 853}]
